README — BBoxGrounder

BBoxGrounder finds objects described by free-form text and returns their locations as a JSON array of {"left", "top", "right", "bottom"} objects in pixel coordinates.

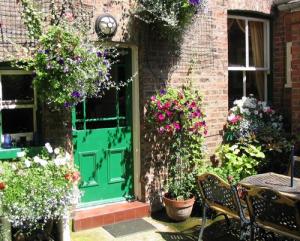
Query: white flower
[
  {"left": 24, "top": 159, "right": 31, "bottom": 168},
  {"left": 54, "top": 157, "right": 66, "bottom": 166},
  {"left": 0, "top": 167, "right": 4, "bottom": 175},
  {"left": 54, "top": 148, "right": 60, "bottom": 155},
  {"left": 33, "top": 156, "right": 47, "bottom": 167},
  {"left": 39, "top": 159, "right": 48, "bottom": 167},
  {"left": 65, "top": 152, "right": 71, "bottom": 162},
  {"left": 17, "top": 151, "right": 25, "bottom": 158},
  {"left": 254, "top": 110, "right": 258, "bottom": 115},
  {"left": 45, "top": 142, "right": 53, "bottom": 153},
  {"left": 11, "top": 164, "right": 17, "bottom": 171},
  {"left": 33, "top": 156, "right": 41, "bottom": 163},
  {"left": 228, "top": 114, "right": 236, "bottom": 121},
  {"left": 243, "top": 108, "right": 250, "bottom": 115}
]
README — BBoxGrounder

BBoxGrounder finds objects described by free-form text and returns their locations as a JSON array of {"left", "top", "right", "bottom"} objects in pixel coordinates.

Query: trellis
[{"left": 0, "top": 0, "right": 93, "bottom": 62}]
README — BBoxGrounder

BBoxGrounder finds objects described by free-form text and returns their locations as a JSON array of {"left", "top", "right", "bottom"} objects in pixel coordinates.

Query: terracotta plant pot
[{"left": 163, "top": 194, "right": 195, "bottom": 221}]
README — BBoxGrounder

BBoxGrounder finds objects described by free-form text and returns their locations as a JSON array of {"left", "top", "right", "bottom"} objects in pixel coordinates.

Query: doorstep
[{"left": 72, "top": 201, "right": 150, "bottom": 232}]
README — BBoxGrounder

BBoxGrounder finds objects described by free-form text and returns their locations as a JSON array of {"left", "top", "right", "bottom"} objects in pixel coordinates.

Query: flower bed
[{"left": 0, "top": 143, "right": 79, "bottom": 235}]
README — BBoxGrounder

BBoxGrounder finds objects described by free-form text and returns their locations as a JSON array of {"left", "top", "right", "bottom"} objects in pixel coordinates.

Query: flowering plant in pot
[
  {"left": 145, "top": 85, "right": 207, "bottom": 221},
  {"left": 0, "top": 143, "right": 80, "bottom": 239},
  {"left": 205, "top": 96, "right": 292, "bottom": 184}
]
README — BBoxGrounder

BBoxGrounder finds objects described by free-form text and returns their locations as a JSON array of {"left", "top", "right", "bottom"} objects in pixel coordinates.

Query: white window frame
[
  {"left": 0, "top": 70, "right": 37, "bottom": 145},
  {"left": 228, "top": 15, "right": 270, "bottom": 102}
]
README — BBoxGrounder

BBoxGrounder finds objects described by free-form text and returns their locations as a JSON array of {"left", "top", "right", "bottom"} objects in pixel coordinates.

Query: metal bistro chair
[
  {"left": 242, "top": 184, "right": 300, "bottom": 241},
  {"left": 197, "top": 173, "right": 250, "bottom": 241}
]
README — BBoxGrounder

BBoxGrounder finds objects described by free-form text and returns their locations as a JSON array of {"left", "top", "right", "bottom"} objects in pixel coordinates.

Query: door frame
[{"left": 74, "top": 43, "right": 141, "bottom": 203}]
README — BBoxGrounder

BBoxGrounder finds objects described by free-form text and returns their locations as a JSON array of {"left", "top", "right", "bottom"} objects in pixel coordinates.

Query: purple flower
[
  {"left": 57, "top": 58, "right": 64, "bottom": 65},
  {"left": 64, "top": 102, "right": 72, "bottom": 108},
  {"left": 97, "top": 51, "right": 102, "bottom": 57},
  {"left": 71, "top": 91, "right": 81, "bottom": 98},
  {"left": 45, "top": 49, "right": 49, "bottom": 54},
  {"left": 160, "top": 89, "right": 166, "bottom": 95},
  {"left": 189, "top": 0, "right": 201, "bottom": 5}
]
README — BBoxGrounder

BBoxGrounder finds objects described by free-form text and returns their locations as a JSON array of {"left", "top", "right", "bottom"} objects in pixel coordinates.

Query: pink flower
[
  {"left": 159, "top": 127, "right": 165, "bottom": 133},
  {"left": 204, "top": 129, "right": 208, "bottom": 135},
  {"left": 190, "top": 101, "right": 196, "bottom": 108},
  {"left": 164, "top": 102, "right": 171, "bottom": 109},
  {"left": 166, "top": 110, "right": 172, "bottom": 117},
  {"left": 228, "top": 114, "right": 242, "bottom": 124},
  {"left": 157, "top": 113, "right": 165, "bottom": 121},
  {"left": 150, "top": 96, "right": 156, "bottom": 101},
  {"left": 165, "top": 125, "right": 173, "bottom": 132},
  {"left": 173, "top": 122, "right": 181, "bottom": 131}
]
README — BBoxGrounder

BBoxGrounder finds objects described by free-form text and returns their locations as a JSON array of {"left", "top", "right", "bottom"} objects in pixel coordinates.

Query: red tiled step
[{"left": 72, "top": 201, "right": 150, "bottom": 232}]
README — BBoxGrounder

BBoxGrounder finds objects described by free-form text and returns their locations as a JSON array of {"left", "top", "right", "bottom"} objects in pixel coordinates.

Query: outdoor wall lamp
[{"left": 95, "top": 14, "right": 118, "bottom": 38}]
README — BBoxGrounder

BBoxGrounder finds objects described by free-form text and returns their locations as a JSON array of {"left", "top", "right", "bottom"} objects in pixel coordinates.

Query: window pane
[
  {"left": 2, "top": 108, "right": 33, "bottom": 134},
  {"left": 228, "top": 19, "right": 246, "bottom": 67},
  {"left": 85, "top": 90, "right": 116, "bottom": 119},
  {"left": 2, "top": 75, "right": 34, "bottom": 101},
  {"left": 229, "top": 71, "right": 243, "bottom": 107},
  {"left": 246, "top": 71, "right": 265, "bottom": 100},
  {"left": 249, "top": 21, "right": 265, "bottom": 68}
]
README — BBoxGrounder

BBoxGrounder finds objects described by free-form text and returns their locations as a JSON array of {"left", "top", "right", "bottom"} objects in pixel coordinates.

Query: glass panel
[
  {"left": 75, "top": 103, "right": 84, "bottom": 120},
  {"left": 249, "top": 21, "right": 265, "bottom": 68},
  {"left": 246, "top": 71, "right": 265, "bottom": 100},
  {"left": 117, "top": 66, "right": 126, "bottom": 117},
  {"left": 86, "top": 121, "right": 117, "bottom": 129},
  {"left": 228, "top": 19, "right": 246, "bottom": 67},
  {"left": 85, "top": 90, "right": 116, "bottom": 119},
  {"left": 2, "top": 108, "right": 33, "bottom": 134},
  {"left": 229, "top": 71, "right": 243, "bottom": 108},
  {"left": 2, "top": 75, "right": 34, "bottom": 101}
]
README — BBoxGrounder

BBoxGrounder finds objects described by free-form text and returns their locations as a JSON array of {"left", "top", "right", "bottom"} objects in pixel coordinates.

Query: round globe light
[{"left": 95, "top": 14, "right": 118, "bottom": 38}]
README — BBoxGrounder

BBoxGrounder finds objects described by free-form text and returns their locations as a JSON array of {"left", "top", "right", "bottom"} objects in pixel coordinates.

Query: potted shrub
[
  {"left": 204, "top": 96, "right": 292, "bottom": 183},
  {"left": 145, "top": 85, "right": 207, "bottom": 221},
  {"left": 0, "top": 143, "right": 80, "bottom": 240}
]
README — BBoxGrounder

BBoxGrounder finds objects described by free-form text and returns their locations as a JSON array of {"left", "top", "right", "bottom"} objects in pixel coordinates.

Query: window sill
[{"left": 0, "top": 146, "right": 42, "bottom": 160}]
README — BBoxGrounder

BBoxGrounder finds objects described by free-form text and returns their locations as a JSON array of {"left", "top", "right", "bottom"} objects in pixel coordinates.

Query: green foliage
[
  {"left": 19, "top": 0, "right": 42, "bottom": 39},
  {"left": 0, "top": 144, "right": 80, "bottom": 232},
  {"left": 16, "top": 0, "right": 130, "bottom": 108},
  {"left": 213, "top": 143, "right": 265, "bottom": 183},
  {"left": 145, "top": 85, "right": 207, "bottom": 200}
]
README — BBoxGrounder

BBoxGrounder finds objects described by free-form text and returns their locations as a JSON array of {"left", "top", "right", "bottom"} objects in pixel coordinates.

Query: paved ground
[{"left": 71, "top": 210, "right": 237, "bottom": 241}]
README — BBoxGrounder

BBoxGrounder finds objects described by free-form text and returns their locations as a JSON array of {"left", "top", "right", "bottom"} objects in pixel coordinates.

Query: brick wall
[
  {"left": 291, "top": 11, "right": 300, "bottom": 135},
  {"left": 272, "top": 9, "right": 300, "bottom": 139},
  {"left": 138, "top": 0, "right": 275, "bottom": 208}
]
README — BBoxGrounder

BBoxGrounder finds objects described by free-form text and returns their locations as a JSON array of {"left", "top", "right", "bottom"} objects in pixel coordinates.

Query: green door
[{"left": 72, "top": 49, "right": 133, "bottom": 206}]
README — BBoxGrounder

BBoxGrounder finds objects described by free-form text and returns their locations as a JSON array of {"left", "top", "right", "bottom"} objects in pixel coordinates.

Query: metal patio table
[{"left": 240, "top": 172, "right": 300, "bottom": 199}]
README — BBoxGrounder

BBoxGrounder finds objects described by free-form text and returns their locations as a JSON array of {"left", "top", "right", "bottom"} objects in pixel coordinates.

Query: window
[
  {"left": 228, "top": 15, "right": 270, "bottom": 107},
  {"left": 0, "top": 70, "right": 36, "bottom": 148}
]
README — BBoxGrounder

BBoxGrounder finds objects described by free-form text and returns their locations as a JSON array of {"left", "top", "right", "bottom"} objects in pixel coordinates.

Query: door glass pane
[
  {"left": 229, "top": 71, "right": 243, "bottom": 107},
  {"left": 86, "top": 121, "right": 117, "bottom": 129},
  {"left": 86, "top": 90, "right": 116, "bottom": 119},
  {"left": 117, "top": 66, "right": 127, "bottom": 118},
  {"left": 2, "top": 108, "right": 33, "bottom": 134},
  {"left": 228, "top": 19, "right": 246, "bottom": 67},
  {"left": 246, "top": 71, "right": 265, "bottom": 101},
  {"left": 249, "top": 21, "right": 265, "bottom": 68},
  {"left": 2, "top": 75, "right": 34, "bottom": 102}
]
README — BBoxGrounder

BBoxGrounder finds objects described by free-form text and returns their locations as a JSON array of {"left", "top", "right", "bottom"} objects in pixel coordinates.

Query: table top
[{"left": 240, "top": 172, "right": 300, "bottom": 199}]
